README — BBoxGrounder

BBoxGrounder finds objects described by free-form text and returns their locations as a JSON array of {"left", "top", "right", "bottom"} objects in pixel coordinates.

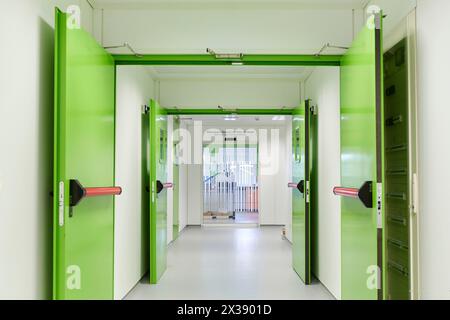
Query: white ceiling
[
  {"left": 91, "top": 0, "right": 368, "bottom": 10},
  {"left": 147, "top": 66, "right": 312, "bottom": 80}
]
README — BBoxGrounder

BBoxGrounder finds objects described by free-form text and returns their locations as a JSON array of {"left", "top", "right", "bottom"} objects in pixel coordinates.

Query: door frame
[
  {"left": 201, "top": 142, "right": 260, "bottom": 226},
  {"left": 55, "top": 5, "right": 421, "bottom": 300},
  {"left": 114, "top": 54, "right": 342, "bottom": 66}
]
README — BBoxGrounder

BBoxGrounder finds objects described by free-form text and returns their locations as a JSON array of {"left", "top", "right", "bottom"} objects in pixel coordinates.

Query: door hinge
[
  {"left": 377, "top": 182, "right": 383, "bottom": 229},
  {"left": 58, "top": 181, "right": 65, "bottom": 227},
  {"left": 310, "top": 105, "right": 318, "bottom": 115},
  {"left": 306, "top": 181, "right": 310, "bottom": 203},
  {"left": 142, "top": 105, "right": 150, "bottom": 114},
  {"left": 374, "top": 12, "right": 382, "bottom": 30},
  {"left": 151, "top": 182, "right": 156, "bottom": 203}
]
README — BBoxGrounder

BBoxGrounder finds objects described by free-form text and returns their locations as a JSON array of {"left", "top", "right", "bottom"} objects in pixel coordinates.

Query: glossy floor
[{"left": 125, "top": 226, "right": 335, "bottom": 300}]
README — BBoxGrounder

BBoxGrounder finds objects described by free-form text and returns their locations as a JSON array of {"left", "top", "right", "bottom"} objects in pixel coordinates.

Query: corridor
[
  {"left": 125, "top": 227, "right": 334, "bottom": 300},
  {"left": 5, "top": 0, "right": 449, "bottom": 303}
]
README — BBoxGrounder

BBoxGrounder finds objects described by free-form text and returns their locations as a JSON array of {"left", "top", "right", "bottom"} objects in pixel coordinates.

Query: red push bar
[
  {"left": 163, "top": 183, "right": 174, "bottom": 189},
  {"left": 333, "top": 181, "right": 373, "bottom": 208},
  {"left": 70, "top": 180, "right": 122, "bottom": 207},
  {"left": 85, "top": 187, "right": 122, "bottom": 198},
  {"left": 333, "top": 187, "right": 359, "bottom": 198},
  {"left": 288, "top": 182, "right": 298, "bottom": 189}
]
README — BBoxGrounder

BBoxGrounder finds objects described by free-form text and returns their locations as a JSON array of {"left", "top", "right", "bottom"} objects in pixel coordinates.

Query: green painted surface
[
  {"left": 113, "top": 54, "right": 342, "bottom": 66},
  {"left": 340, "top": 17, "right": 384, "bottom": 300},
  {"left": 53, "top": 8, "right": 115, "bottom": 300},
  {"left": 149, "top": 100, "right": 168, "bottom": 284},
  {"left": 172, "top": 117, "right": 180, "bottom": 241},
  {"left": 141, "top": 110, "right": 150, "bottom": 275},
  {"left": 309, "top": 108, "right": 319, "bottom": 278},
  {"left": 292, "top": 101, "right": 311, "bottom": 284},
  {"left": 384, "top": 39, "right": 410, "bottom": 300},
  {"left": 165, "top": 109, "right": 295, "bottom": 116}
]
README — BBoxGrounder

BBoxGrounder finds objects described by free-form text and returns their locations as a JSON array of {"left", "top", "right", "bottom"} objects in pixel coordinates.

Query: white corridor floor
[{"left": 125, "top": 226, "right": 335, "bottom": 300}]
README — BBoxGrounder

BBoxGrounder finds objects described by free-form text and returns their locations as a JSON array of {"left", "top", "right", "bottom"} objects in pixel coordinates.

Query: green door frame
[
  {"left": 113, "top": 54, "right": 342, "bottom": 66},
  {"left": 165, "top": 109, "right": 295, "bottom": 116}
]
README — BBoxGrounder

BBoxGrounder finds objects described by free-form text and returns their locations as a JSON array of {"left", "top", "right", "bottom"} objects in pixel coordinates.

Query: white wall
[
  {"left": 160, "top": 79, "right": 301, "bottom": 109},
  {"left": 187, "top": 163, "right": 203, "bottom": 225},
  {"left": 114, "top": 66, "right": 155, "bottom": 300},
  {"left": 178, "top": 121, "right": 189, "bottom": 231},
  {"left": 364, "top": 1, "right": 417, "bottom": 54},
  {"left": 186, "top": 123, "right": 204, "bottom": 225},
  {"left": 416, "top": 0, "right": 450, "bottom": 300},
  {"left": 98, "top": 7, "right": 354, "bottom": 54},
  {"left": 167, "top": 116, "right": 174, "bottom": 243},
  {"left": 0, "top": 0, "right": 93, "bottom": 300},
  {"left": 364, "top": 0, "right": 417, "bottom": 37},
  {"left": 304, "top": 67, "right": 341, "bottom": 299},
  {"left": 284, "top": 121, "right": 293, "bottom": 241},
  {"left": 258, "top": 124, "right": 292, "bottom": 226}
]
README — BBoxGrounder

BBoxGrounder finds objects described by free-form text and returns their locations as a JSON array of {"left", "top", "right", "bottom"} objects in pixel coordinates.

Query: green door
[
  {"left": 340, "top": 13, "right": 384, "bottom": 300},
  {"left": 291, "top": 100, "right": 311, "bottom": 284},
  {"left": 149, "top": 99, "right": 168, "bottom": 284},
  {"left": 53, "top": 8, "right": 116, "bottom": 299},
  {"left": 172, "top": 117, "right": 180, "bottom": 241}
]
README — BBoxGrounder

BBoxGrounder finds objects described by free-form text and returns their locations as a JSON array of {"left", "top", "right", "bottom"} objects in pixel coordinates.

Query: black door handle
[
  {"left": 156, "top": 180, "right": 174, "bottom": 194},
  {"left": 298, "top": 180, "right": 305, "bottom": 194},
  {"left": 157, "top": 180, "right": 164, "bottom": 194}
]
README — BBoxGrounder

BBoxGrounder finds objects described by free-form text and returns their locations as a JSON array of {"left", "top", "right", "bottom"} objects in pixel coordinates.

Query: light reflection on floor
[{"left": 124, "top": 226, "right": 335, "bottom": 300}]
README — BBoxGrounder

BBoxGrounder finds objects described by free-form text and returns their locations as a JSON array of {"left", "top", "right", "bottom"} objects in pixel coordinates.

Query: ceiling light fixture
[{"left": 224, "top": 114, "right": 238, "bottom": 121}]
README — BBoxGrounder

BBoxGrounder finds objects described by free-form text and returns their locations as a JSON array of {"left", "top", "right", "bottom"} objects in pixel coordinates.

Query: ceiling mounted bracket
[
  {"left": 173, "top": 107, "right": 181, "bottom": 120},
  {"left": 207, "top": 48, "right": 244, "bottom": 60},
  {"left": 104, "top": 42, "right": 143, "bottom": 58},
  {"left": 218, "top": 106, "right": 238, "bottom": 113},
  {"left": 315, "top": 43, "right": 349, "bottom": 57}
]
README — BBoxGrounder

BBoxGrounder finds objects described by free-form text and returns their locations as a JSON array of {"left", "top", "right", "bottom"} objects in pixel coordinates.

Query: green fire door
[
  {"left": 291, "top": 100, "right": 311, "bottom": 285},
  {"left": 53, "top": 8, "right": 117, "bottom": 300},
  {"left": 339, "top": 13, "right": 385, "bottom": 300},
  {"left": 172, "top": 117, "right": 180, "bottom": 241},
  {"left": 149, "top": 100, "right": 169, "bottom": 284}
]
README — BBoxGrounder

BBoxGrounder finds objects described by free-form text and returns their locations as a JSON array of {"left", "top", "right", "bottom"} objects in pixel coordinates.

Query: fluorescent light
[
  {"left": 224, "top": 113, "right": 238, "bottom": 121},
  {"left": 272, "top": 116, "right": 286, "bottom": 121},
  {"left": 231, "top": 62, "right": 244, "bottom": 66}
]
